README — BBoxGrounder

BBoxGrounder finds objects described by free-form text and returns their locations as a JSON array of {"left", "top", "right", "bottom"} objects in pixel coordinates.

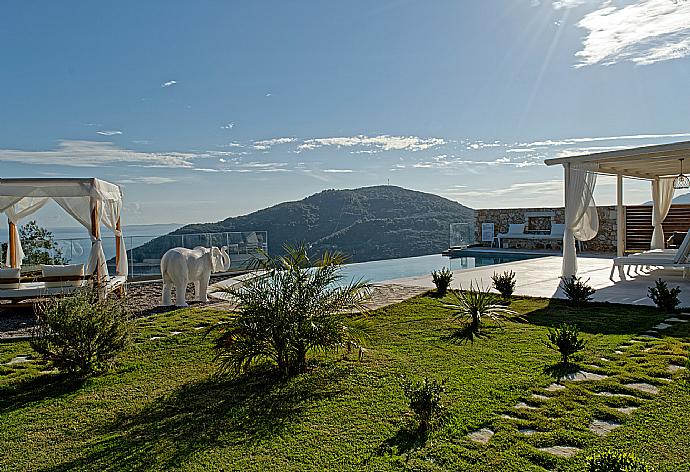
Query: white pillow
[
  {"left": 0, "top": 268, "right": 20, "bottom": 289},
  {"left": 41, "top": 264, "right": 85, "bottom": 288}
]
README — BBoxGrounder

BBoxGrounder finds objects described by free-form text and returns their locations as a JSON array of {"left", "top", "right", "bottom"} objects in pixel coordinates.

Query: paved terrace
[{"left": 384, "top": 253, "right": 690, "bottom": 307}]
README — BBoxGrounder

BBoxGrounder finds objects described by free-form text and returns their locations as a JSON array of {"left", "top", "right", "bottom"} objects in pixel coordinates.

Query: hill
[{"left": 130, "top": 186, "right": 474, "bottom": 263}]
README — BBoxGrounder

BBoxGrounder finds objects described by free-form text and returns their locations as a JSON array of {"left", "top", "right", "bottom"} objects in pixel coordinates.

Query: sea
[{"left": 1, "top": 223, "right": 183, "bottom": 268}]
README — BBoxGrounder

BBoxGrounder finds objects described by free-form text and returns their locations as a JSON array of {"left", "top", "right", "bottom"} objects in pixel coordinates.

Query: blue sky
[{"left": 2, "top": 0, "right": 690, "bottom": 227}]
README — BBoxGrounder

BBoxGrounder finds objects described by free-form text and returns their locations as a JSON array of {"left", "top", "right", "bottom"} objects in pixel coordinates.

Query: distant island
[{"left": 129, "top": 186, "right": 474, "bottom": 264}]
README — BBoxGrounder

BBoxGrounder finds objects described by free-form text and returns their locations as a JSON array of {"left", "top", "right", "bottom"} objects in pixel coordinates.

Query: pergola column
[
  {"left": 616, "top": 175, "right": 625, "bottom": 257},
  {"left": 8, "top": 219, "right": 17, "bottom": 268}
]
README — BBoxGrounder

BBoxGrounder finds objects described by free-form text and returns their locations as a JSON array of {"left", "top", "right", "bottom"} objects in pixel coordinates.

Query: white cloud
[
  {"left": 322, "top": 169, "right": 354, "bottom": 173},
  {"left": 252, "top": 137, "right": 296, "bottom": 150},
  {"left": 524, "top": 132, "right": 690, "bottom": 147},
  {"left": 118, "top": 176, "right": 177, "bottom": 185},
  {"left": 297, "top": 135, "right": 445, "bottom": 153},
  {"left": 0, "top": 140, "right": 197, "bottom": 168},
  {"left": 96, "top": 130, "right": 122, "bottom": 136},
  {"left": 220, "top": 123, "right": 235, "bottom": 130},
  {"left": 444, "top": 180, "right": 564, "bottom": 205},
  {"left": 552, "top": 0, "right": 585, "bottom": 9},
  {"left": 575, "top": 0, "right": 690, "bottom": 67},
  {"left": 161, "top": 80, "right": 177, "bottom": 87}
]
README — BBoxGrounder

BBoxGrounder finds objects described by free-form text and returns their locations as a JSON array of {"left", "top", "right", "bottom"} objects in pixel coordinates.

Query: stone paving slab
[
  {"left": 625, "top": 383, "right": 660, "bottom": 395},
  {"left": 468, "top": 428, "right": 494, "bottom": 444},
  {"left": 564, "top": 371, "right": 608, "bottom": 382},
  {"left": 545, "top": 383, "right": 566, "bottom": 392},
  {"left": 589, "top": 419, "right": 622, "bottom": 436},
  {"left": 537, "top": 446, "right": 581, "bottom": 458}
]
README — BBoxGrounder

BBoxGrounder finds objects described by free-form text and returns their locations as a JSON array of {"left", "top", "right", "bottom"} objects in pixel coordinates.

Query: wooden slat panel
[{"left": 625, "top": 204, "right": 690, "bottom": 251}]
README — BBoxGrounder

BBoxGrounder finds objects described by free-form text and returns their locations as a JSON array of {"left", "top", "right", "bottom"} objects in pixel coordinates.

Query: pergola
[
  {"left": 545, "top": 141, "right": 690, "bottom": 277},
  {"left": 0, "top": 178, "right": 127, "bottom": 282}
]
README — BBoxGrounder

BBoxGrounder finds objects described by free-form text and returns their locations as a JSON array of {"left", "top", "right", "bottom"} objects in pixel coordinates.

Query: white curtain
[
  {"left": 3, "top": 197, "right": 50, "bottom": 268},
  {"left": 102, "top": 199, "right": 128, "bottom": 277},
  {"left": 650, "top": 178, "right": 675, "bottom": 250},
  {"left": 54, "top": 196, "right": 108, "bottom": 280},
  {"left": 562, "top": 164, "right": 599, "bottom": 277}
]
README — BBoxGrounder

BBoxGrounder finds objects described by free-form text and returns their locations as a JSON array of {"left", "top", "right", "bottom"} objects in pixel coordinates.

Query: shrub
[
  {"left": 559, "top": 275, "right": 596, "bottom": 306},
  {"left": 445, "top": 282, "right": 517, "bottom": 333},
  {"left": 647, "top": 278, "right": 681, "bottom": 313},
  {"left": 31, "top": 289, "right": 132, "bottom": 376},
  {"left": 431, "top": 267, "right": 453, "bottom": 296},
  {"left": 214, "top": 244, "right": 372, "bottom": 377},
  {"left": 402, "top": 376, "right": 445, "bottom": 433},
  {"left": 492, "top": 270, "right": 516, "bottom": 300},
  {"left": 585, "top": 449, "right": 651, "bottom": 472},
  {"left": 547, "top": 322, "right": 586, "bottom": 365}
]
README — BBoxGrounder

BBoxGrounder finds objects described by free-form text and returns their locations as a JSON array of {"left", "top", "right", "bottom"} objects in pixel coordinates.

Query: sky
[{"left": 1, "top": 0, "right": 690, "bottom": 229}]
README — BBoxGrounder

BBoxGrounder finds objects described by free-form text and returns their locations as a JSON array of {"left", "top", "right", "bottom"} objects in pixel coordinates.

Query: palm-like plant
[
  {"left": 213, "top": 244, "right": 372, "bottom": 377},
  {"left": 445, "top": 282, "right": 517, "bottom": 333}
]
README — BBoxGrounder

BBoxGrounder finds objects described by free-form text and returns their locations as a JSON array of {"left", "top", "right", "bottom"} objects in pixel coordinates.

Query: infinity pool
[{"left": 340, "top": 251, "right": 545, "bottom": 283}]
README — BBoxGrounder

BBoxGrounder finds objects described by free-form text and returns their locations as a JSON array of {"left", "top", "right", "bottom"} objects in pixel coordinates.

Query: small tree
[
  {"left": 492, "top": 270, "right": 516, "bottom": 300},
  {"left": 402, "top": 376, "right": 445, "bottom": 433},
  {"left": 585, "top": 450, "right": 650, "bottom": 472},
  {"left": 431, "top": 267, "right": 453, "bottom": 296},
  {"left": 648, "top": 278, "right": 681, "bottom": 313},
  {"left": 214, "top": 244, "right": 372, "bottom": 377},
  {"left": 547, "top": 323, "right": 586, "bottom": 365},
  {"left": 31, "top": 289, "right": 132, "bottom": 376},
  {"left": 559, "top": 275, "right": 595, "bottom": 306},
  {"left": 445, "top": 282, "right": 517, "bottom": 334},
  {"left": 19, "top": 221, "right": 69, "bottom": 266}
]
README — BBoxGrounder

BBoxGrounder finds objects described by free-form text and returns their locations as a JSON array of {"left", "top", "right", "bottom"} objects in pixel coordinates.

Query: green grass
[{"left": 0, "top": 296, "right": 689, "bottom": 471}]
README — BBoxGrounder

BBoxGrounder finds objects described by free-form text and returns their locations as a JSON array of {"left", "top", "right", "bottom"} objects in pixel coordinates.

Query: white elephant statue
[{"left": 160, "top": 246, "right": 231, "bottom": 307}]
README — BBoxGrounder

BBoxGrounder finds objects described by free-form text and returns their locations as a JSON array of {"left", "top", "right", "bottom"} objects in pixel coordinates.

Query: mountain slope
[{"left": 132, "top": 186, "right": 474, "bottom": 263}]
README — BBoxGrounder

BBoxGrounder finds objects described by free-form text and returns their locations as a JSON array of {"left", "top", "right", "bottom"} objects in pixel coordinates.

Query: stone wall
[{"left": 474, "top": 206, "right": 617, "bottom": 253}]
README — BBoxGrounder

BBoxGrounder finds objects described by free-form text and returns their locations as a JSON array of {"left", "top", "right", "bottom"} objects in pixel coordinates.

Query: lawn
[{"left": 0, "top": 295, "right": 689, "bottom": 471}]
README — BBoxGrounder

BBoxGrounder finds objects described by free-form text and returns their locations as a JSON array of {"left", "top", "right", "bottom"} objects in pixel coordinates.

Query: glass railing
[{"left": 2, "top": 231, "right": 268, "bottom": 280}]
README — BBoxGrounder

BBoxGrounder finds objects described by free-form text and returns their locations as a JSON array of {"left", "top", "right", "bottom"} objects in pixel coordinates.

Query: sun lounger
[{"left": 610, "top": 230, "right": 690, "bottom": 281}]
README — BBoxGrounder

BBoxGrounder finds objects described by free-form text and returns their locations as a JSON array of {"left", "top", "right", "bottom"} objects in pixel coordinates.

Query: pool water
[{"left": 340, "top": 251, "right": 544, "bottom": 283}]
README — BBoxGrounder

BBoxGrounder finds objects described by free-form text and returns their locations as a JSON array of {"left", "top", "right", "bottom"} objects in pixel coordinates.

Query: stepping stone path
[
  {"left": 664, "top": 317, "right": 688, "bottom": 323},
  {"left": 149, "top": 336, "right": 163, "bottom": 341},
  {"left": 468, "top": 428, "right": 494, "bottom": 444},
  {"left": 600, "top": 357, "right": 610, "bottom": 362},
  {"left": 531, "top": 394, "right": 549, "bottom": 401},
  {"left": 545, "top": 383, "right": 566, "bottom": 392},
  {"left": 668, "top": 364, "right": 687, "bottom": 373},
  {"left": 625, "top": 383, "right": 659, "bottom": 395},
  {"left": 537, "top": 446, "right": 581, "bottom": 458},
  {"left": 615, "top": 407, "right": 638, "bottom": 415},
  {"left": 170, "top": 331, "right": 182, "bottom": 336},
  {"left": 500, "top": 414, "right": 519, "bottom": 420},
  {"left": 193, "top": 326, "right": 206, "bottom": 330},
  {"left": 639, "top": 334, "right": 658, "bottom": 339},
  {"left": 564, "top": 371, "right": 608, "bottom": 382},
  {"left": 589, "top": 419, "right": 622, "bottom": 436},
  {"left": 519, "top": 427, "right": 537, "bottom": 436},
  {"left": 653, "top": 323, "right": 673, "bottom": 330}
]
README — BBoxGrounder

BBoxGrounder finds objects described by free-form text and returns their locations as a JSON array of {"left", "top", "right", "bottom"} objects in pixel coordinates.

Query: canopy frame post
[
  {"left": 90, "top": 197, "right": 102, "bottom": 285},
  {"left": 115, "top": 215, "right": 121, "bottom": 271},
  {"left": 8, "top": 219, "right": 17, "bottom": 268}
]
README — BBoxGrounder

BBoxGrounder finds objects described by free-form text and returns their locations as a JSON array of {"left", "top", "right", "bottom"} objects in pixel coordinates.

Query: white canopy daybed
[
  {"left": 0, "top": 178, "right": 127, "bottom": 300},
  {"left": 545, "top": 141, "right": 690, "bottom": 278}
]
